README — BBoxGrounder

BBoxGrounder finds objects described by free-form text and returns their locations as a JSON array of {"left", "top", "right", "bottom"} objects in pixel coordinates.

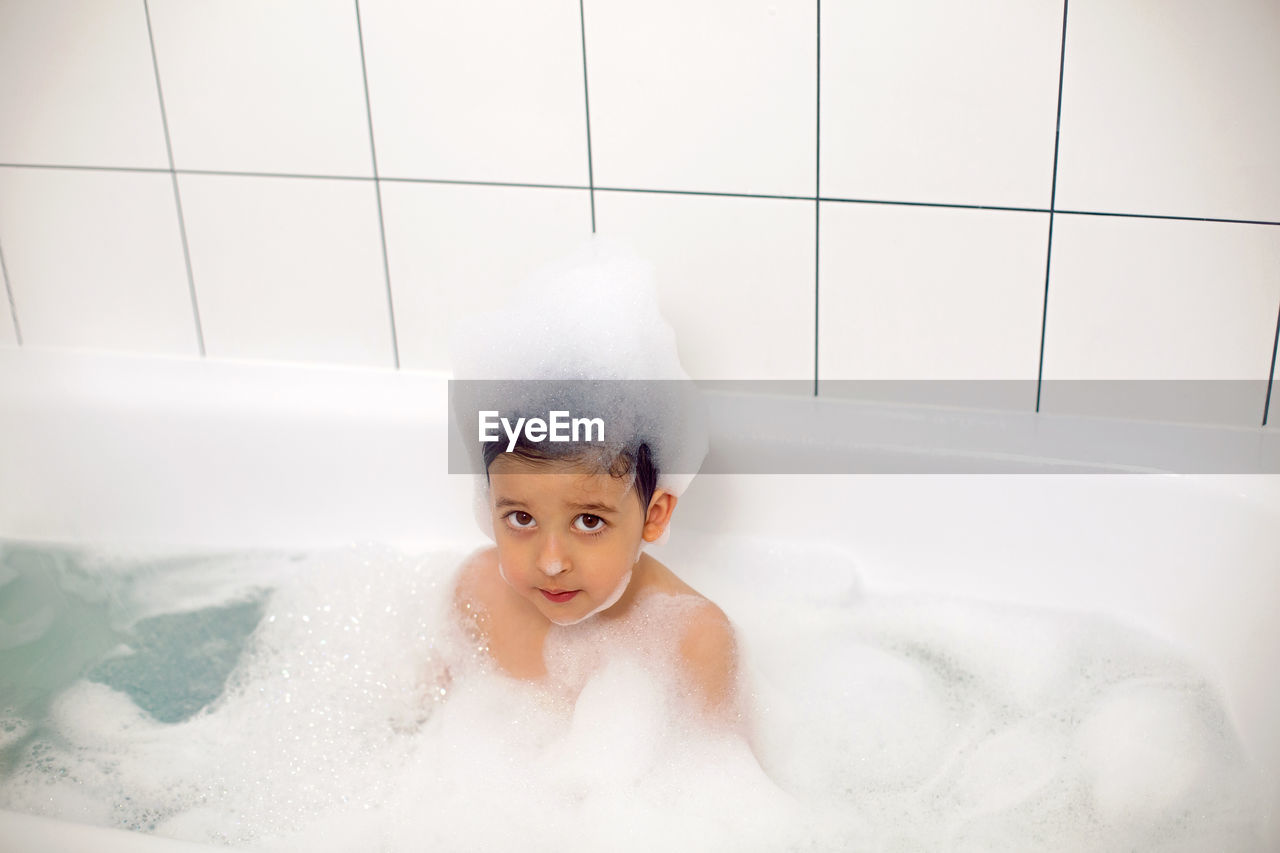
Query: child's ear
[{"left": 642, "top": 490, "right": 678, "bottom": 542}]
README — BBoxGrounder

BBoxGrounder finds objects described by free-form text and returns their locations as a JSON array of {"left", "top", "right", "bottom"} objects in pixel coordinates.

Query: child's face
[{"left": 487, "top": 454, "right": 662, "bottom": 626}]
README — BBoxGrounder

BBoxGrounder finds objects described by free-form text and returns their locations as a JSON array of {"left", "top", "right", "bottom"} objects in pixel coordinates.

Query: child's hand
[
  {"left": 421, "top": 650, "right": 454, "bottom": 705},
  {"left": 389, "top": 650, "right": 453, "bottom": 734}
]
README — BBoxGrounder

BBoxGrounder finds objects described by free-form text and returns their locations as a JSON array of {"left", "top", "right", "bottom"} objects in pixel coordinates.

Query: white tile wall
[
  {"left": 594, "top": 191, "right": 815, "bottom": 381},
  {"left": 585, "top": 0, "right": 816, "bottom": 198},
  {"left": 0, "top": 0, "right": 168, "bottom": 168},
  {"left": 178, "top": 173, "right": 393, "bottom": 367},
  {"left": 818, "top": 203, "right": 1049, "bottom": 408},
  {"left": 147, "top": 0, "right": 374, "bottom": 177},
  {"left": 380, "top": 182, "right": 592, "bottom": 371},
  {"left": 820, "top": 0, "right": 1064, "bottom": 209},
  {"left": 1056, "top": 0, "right": 1280, "bottom": 222},
  {"left": 0, "top": 167, "right": 197, "bottom": 354},
  {"left": 359, "top": 0, "right": 589, "bottom": 185},
  {"left": 1041, "top": 214, "right": 1280, "bottom": 424},
  {"left": 0, "top": 0, "right": 1277, "bottom": 427}
]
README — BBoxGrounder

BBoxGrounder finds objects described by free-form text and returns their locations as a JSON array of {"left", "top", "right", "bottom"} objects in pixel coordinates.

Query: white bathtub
[{"left": 0, "top": 347, "right": 1277, "bottom": 851}]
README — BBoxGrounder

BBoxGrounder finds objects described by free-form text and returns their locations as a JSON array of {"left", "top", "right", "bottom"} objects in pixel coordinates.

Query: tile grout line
[
  {"left": 579, "top": 0, "right": 596, "bottom": 232},
  {"left": 1036, "top": 0, "right": 1070, "bottom": 413},
  {"left": 0, "top": 163, "right": 171, "bottom": 175},
  {"left": 3, "top": 161, "right": 1278, "bottom": 228},
  {"left": 354, "top": 0, "right": 401, "bottom": 370},
  {"left": 1051, "top": 207, "right": 1280, "bottom": 227},
  {"left": 143, "top": 0, "right": 205, "bottom": 357},
  {"left": 1264, "top": 298, "right": 1279, "bottom": 427},
  {"left": 814, "top": 0, "right": 821, "bottom": 397},
  {"left": 0, "top": 235, "right": 20, "bottom": 345}
]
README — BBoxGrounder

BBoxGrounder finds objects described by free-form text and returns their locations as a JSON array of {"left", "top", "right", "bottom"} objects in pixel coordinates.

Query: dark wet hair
[{"left": 482, "top": 436, "right": 659, "bottom": 512}]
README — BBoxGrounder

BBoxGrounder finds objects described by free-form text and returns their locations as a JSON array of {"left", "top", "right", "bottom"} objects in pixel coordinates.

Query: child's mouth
[{"left": 539, "top": 589, "right": 580, "bottom": 603}]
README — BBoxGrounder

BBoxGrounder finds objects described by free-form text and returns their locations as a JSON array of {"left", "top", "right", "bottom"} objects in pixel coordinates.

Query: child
[
  {"left": 442, "top": 235, "right": 732, "bottom": 726},
  {"left": 451, "top": 429, "right": 741, "bottom": 723}
]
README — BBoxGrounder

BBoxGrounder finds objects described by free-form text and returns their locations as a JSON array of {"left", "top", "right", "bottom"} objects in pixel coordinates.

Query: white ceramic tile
[
  {"left": 178, "top": 174, "right": 394, "bottom": 367},
  {"left": 147, "top": 0, "right": 373, "bottom": 177},
  {"left": 1042, "top": 215, "right": 1280, "bottom": 425},
  {"left": 586, "top": 0, "right": 816, "bottom": 198},
  {"left": 358, "top": 0, "right": 589, "bottom": 186},
  {"left": 1056, "top": 0, "right": 1280, "bottom": 222},
  {"left": 380, "top": 182, "right": 592, "bottom": 372},
  {"left": 817, "top": 203, "right": 1048, "bottom": 410},
  {"left": 593, "top": 191, "right": 815, "bottom": 381},
  {"left": 0, "top": 167, "right": 197, "bottom": 354},
  {"left": 821, "top": 0, "right": 1063, "bottom": 210},
  {"left": 0, "top": 0, "right": 169, "bottom": 168},
  {"left": 1044, "top": 216, "right": 1280, "bottom": 379}
]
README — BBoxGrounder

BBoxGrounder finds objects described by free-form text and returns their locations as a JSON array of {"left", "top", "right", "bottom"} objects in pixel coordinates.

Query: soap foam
[
  {"left": 448, "top": 236, "right": 709, "bottom": 544},
  {"left": 0, "top": 538, "right": 1266, "bottom": 852}
]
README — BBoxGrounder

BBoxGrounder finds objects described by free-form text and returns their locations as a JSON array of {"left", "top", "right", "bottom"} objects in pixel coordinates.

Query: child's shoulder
[
  {"left": 674, "top": 598, "right": 738, "bottom": 715},
  {"left": 637, "top": 559, "right": 738, "bottom": 710},
  {"left": 452, "top": 546, "right": 505, "bottom": 627},
  {"left": 636, "top": 555, "right": 730, "bottom": 629},
  {"left": 674, "top": 596, "right": 735, "bottom": 675},
  {"left": 454, "top": 545, "right": 499, "bottom": 594}
]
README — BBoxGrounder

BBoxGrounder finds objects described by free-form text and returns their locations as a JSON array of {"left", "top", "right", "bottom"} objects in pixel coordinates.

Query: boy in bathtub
[{"left": 450, "top": 426, "right": 741, "bottom": 723}]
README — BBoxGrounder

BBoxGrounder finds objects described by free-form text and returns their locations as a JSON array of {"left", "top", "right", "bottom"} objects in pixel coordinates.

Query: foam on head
[{"left": 449, "top": 235, "right": 707, "bottom": 544}]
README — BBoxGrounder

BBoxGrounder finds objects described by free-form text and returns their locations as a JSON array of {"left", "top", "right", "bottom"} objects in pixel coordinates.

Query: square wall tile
[
  {"left": 148, "top": 0, "right": 373, "bottom": 177},
  {"left": 359, "top": 0, "right": 589, "bottom": 186},
  {"left": 1042, "top": 215, "right": 1280, "bottom": 425},
  {"left": 1056, "top": 0, "right": 1280, "bottom": 222},
  {"left": 821, "top": 0, "right": 1063, "bottom": 210},
  {"left": 380, "top": 181, "right": 592, "bottom": 372},
  {"left": 586, "top": 0, "right": 816, "bottom": 198},
  {"left": 594, "top": 191, "right": 815, "bottom": 381},
  {"left": 818, "top": 203, "right": 1049, "bottom": 408},
  {"left": 179, "top": 174, "right": 394, "bottom": 367},
  {"left": 0, "top": 167, "right": 197, "bottom": 354},
  {"left": 0, "top": 0, "right": 168, "bottom": 168}
]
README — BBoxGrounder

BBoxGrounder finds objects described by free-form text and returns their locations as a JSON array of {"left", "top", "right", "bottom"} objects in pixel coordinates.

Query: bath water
[{"left": 0, "top": 536, "right": 1265, "bottom": 852}]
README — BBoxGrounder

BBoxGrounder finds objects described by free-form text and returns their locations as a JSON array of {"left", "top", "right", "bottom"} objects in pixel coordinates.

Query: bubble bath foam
[{"left": 0, "top": 536, "right": 1266, "bottom": 853}]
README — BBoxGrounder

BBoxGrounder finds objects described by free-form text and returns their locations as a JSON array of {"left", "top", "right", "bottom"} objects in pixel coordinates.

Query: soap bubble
[
  {"left": 448, "top": 235, "right": 688, "bottom": 384},
  {"left": 447, "top": 235, "right": 709, "bottom": 542}
]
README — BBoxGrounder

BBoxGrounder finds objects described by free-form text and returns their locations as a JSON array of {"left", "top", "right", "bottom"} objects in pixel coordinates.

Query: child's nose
[{"left": 537, "top": 536, "right": 569, "bottom": 577}]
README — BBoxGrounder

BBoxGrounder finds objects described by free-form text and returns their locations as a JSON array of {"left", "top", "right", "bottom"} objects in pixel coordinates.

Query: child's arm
[
  {"left": 678, "top": 603, "right": 742, "bottom": 722},
  {"left": 452, "top": 551, "right": 487, "bottom": 639},
  {"left": 391, "top": 555, "right": 490, "bottom": 733}
]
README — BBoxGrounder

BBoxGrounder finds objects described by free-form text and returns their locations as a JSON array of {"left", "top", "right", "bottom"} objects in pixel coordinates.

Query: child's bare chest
[
  {"left": 484, "top": 607, "right": 550, "bottom": 679},
  {"left": 484, "top": 591, "right": 703, "bottom": 695}
]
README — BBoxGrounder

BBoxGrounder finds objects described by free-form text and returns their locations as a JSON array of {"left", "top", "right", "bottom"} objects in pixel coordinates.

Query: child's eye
[
  {"left": 504, "top": 510, "right": 536, "bottom": 530},
  {"left": 573, "top": 514, "right": 606, "bottom": 533}
]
